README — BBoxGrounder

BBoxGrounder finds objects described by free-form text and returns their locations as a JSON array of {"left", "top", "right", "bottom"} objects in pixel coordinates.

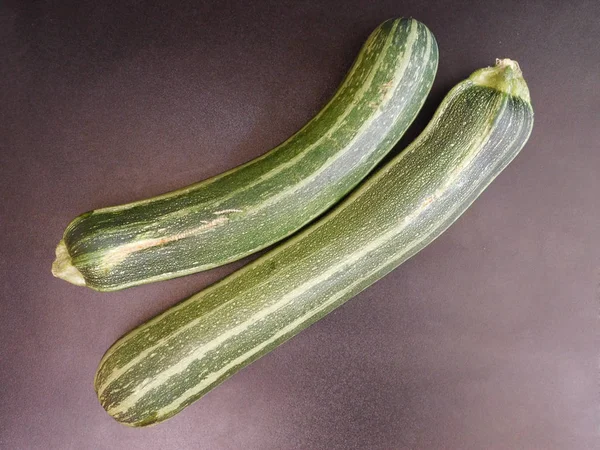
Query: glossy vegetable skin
[
  {"left": 52, "top": 17, "right": 438, "bottom": 291},
  {"left": 95, "top": 59, "right": 533, "bottom": 426}
]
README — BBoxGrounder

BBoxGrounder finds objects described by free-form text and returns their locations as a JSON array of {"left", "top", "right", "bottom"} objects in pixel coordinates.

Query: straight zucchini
[
  {"left": 52, "top": 17, "right": 438, "bottom": 291},
  {"left": 95, "top": 59, "right": 533, "bottom": 426}
]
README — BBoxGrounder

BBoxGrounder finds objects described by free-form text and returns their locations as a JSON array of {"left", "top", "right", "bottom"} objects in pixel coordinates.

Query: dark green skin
[
  {"left": 95, "top": 62, "right": 534, "bottom": 426},
  {"left": 57, "top": 18, "right": 438, "bottom": 291}
]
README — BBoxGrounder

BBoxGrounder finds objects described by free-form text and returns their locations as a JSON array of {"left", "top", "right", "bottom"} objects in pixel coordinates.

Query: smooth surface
[
  {"left": 54, "top": 17, "right": 437, "bottom": 291},
  {"left": 1, "top": 0, "right": 598, "bottom": 448}
]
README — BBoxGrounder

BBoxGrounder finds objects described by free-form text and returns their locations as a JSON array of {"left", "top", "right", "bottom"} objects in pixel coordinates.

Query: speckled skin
[
  {"left": 54, "top": 18, "right": 438, "bottom": 291},
  {"left": 94, "top": 60, "right": 534, "bottom": 426}
]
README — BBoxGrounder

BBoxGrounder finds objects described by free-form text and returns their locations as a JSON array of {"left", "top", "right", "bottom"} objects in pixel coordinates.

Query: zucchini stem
[
  {"left": 470, "top": 58, "right": 531, "bottom": 103},
  {"left": 52, "top": 240, "right": 86, "bottom": 286}
]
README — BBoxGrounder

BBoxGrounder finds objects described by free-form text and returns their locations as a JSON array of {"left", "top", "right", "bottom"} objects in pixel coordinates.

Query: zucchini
[
  {"left": 95, "top": 59, "right": 533, "bottom": 426},
  {"left": 52, "top": 17, "right": 438, "bottom": 291}
]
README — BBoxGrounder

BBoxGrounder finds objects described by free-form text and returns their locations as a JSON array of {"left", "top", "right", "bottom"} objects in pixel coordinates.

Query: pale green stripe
[{"left": 95, "top": 23, "right": 389, "bottom": 215}]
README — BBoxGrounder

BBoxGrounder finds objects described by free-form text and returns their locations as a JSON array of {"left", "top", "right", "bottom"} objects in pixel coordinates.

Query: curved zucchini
[
  {"left": 95, "top": 59, "right": 533, "bottom": 426},
  {"left": 52, "top": 17, "right": 439, "bottom": 292}
]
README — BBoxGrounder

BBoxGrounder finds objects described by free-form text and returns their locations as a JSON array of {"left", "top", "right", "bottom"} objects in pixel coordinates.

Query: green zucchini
[
  {"left": 95, "top": 59, "right": 533, "bottom": 426},
  {"left": 52, "top": 17, "right": 438, "bottom": 292}
]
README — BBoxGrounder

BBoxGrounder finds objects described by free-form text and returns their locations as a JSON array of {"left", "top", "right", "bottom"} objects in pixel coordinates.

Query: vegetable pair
[{"left": 53, "top": 18, "right": 533, "bottom": 426}]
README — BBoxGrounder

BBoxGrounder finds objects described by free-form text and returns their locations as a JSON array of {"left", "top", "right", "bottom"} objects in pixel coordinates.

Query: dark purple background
[{"left": 2, "top": 1, "right": 598, "bottom": 448}]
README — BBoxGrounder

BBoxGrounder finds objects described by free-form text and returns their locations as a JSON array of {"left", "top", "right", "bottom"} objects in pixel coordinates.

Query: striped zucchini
[
  {"left": 52, "top": 18, "right": 438, "bottom": 292},
  {"left": 95, "top": 59, "right": 534, "bottom": 426}
]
